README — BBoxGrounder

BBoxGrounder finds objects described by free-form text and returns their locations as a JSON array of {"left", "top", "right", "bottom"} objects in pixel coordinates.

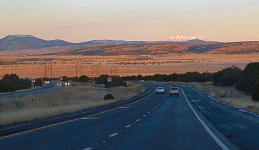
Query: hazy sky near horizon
[{"left": 1, "top": 0, "right": 259, "bottom": 42}]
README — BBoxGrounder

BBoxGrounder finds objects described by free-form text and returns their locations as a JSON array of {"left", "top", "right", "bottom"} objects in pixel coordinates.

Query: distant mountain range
[
  {"left": 0, "top": 35, "right": 207, "bottom": 51},
  {"left": 0, "top": 35, "right": 258, "bottom": 55},
  {"left": 0, "top": 35, "right": 74, "bottom": 51}
]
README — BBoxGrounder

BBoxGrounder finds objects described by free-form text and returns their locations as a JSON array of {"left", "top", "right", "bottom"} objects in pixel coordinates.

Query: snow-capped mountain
[{"left": 169, "top": 35, "right": 205, "bottom": 42}]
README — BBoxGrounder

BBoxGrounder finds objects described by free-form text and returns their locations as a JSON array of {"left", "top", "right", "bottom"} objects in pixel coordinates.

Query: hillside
[
  {"left": 0, "top": 35, "right": 258, "bottom": 55},
  {"left": 64, "top": 42, "right": 259, "bottom": 55},
  {"left": 0, "top": 35, "right": 73, "bottom": 51}
]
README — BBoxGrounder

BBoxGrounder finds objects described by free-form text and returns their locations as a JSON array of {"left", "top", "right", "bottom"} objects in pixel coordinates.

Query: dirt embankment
[{"left": 0, "top": 82, "right": 145, "bottom": 125}]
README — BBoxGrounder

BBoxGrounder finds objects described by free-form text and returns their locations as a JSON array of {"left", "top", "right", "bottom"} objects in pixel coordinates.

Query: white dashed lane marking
[
  {"left": 83, "top": 147, "right": 92, "bottom": 150},
  {"left": 125, "top": 125, "right": 131, "bottom": 128},
  {"left": 148, "top": 112, "right": 150, "bottom": 114},
  {"left": 136, "top": 119, "right": 141, "bottom": 122},
  {"left": 143, "top": 115, "right": 146, "bottom": 117},
  {"left": 119, "top": 107, "right": 131, "bottom": 109},
  {"left": 81, "top": 117, "right": 99, "bottom": 120},
  {"left": 109, "top": 133, "right": 118, "bottom": 138}
]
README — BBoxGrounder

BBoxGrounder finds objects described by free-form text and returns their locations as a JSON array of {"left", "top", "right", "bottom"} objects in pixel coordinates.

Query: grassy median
[{"left": 0, "top": 82, "right": 145, "bottom": 125}]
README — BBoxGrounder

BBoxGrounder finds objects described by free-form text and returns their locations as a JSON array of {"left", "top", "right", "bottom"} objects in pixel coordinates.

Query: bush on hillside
[{"left": 104, "top": 94, "right": 114, "bottom": 100}]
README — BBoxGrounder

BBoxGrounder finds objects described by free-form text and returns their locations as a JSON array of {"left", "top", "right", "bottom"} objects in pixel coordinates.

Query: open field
[
  {"left": 178, "top": 82, "right": 259, "bottom": 115},
  {"left": 0, "top": 82, "right": 146, "bottom": 125},
  {"left": 1, "top": 54, "right": 258, "bottom": 78}
]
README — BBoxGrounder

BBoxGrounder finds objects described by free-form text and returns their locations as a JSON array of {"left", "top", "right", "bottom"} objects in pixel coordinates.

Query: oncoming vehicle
[
  {"left": 170, "top": 87, "right": 179, "bottom": 97},
  {"left": 156, "top": 87, "right": 165, "bottom": 94}
]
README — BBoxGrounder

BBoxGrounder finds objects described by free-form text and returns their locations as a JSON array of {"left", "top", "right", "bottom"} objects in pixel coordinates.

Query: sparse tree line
[
  {"left": 121, "top": 62, "right": 259, "bottom": 101},
  {"left": 1, "top": 62, "right": 258, "bottom": 101},
  {"left": 0, "top": 74, "right": 32, "bottom": 92}
]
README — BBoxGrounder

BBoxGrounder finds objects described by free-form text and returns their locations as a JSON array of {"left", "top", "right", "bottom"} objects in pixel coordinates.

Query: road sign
[{"left": 107, "top": 77, "right": 112, "bottom": 82}]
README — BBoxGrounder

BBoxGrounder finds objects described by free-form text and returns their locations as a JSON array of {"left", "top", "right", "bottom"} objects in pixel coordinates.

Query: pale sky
[{"left": 1, "top": 0, "right": 259, "bottom": 42}]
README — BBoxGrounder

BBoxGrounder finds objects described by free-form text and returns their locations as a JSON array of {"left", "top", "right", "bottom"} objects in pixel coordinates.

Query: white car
[
  {"left": 170, "top": 87, "right": 179, "bottom": 97},
  {"left": 156, "top": 87, "right": 165, "bottom": 93}
]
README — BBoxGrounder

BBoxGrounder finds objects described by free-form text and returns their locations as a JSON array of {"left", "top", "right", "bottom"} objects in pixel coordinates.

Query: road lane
[
  {"left": 0, "top": 84, "right": 227, "bottom": 150},
  {"left": 0, "top": 83, "right": 57, "bottom": 98},
  {"left": 99, "top": 87, "right": 221, "bottom": 150},
  {"left": 1, "top": 82, "right": 256, "bottom": 149},
  {"left": 179, "top": 85, "right": 259, "bottom": 150},
  {"left": 0, "top": 87, "right": 167, "bottom": 149}
]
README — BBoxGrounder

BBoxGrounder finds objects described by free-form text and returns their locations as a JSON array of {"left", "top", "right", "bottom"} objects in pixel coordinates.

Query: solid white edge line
[{"left": 180, "top": 88, "right": 229, "bottom": 150}]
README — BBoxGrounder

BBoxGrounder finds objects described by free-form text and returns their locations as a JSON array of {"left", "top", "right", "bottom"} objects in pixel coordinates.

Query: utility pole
[
  {"left": 92, "top": 65, "right": 99, "bottom": 78},
  {"left": 111, "top": 66, "right": 117, "bottom": 76},
  {"left": 76, "top": 62, "right": 83, "bottom": 77},
  {"left": 44, "top": 60, "right": 53, "bottom": 78}
]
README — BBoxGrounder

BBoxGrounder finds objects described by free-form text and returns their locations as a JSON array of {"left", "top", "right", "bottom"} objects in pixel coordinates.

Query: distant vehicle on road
[
  {"left": 156, "top": 87, "right": 165, "bottom": 93},
  {"left": 170, "top": 87, "right": 179, "bottom": 97},
  {"left": 65, "top": 82, "right": 71, "bottom": 86},
  {"left": 45, "top": 81, "right": 50, "bottom": 84}
]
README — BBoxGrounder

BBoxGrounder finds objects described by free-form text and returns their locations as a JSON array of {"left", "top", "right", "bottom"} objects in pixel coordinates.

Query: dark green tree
[
  {"left": 236, "top": 62, "right": 259, "bottom": 94},
  {"left": 0, "top": 74, "right": 31, "bottom": 92},
  {"left": 34, "top": 78, "right": 43, "bottom": 87},
  {"left": 251, "top": 83, "right": 259, "bottom": 101},
  {"left": 213, "top": 66, "right": 242, "bottom": 86},
  {"left": 62, "top": 76, "right": 68, "bottom": 82},
  {"left": 95, "top": 74, "right": 109, "bottom": 85},
  {"left": 78, "top": 75, "right": 90, "bottom": 82}
]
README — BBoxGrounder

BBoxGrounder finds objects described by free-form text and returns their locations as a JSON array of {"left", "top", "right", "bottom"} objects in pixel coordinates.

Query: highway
[
  {"left": 0, "top": 82, "right": 258, "bottom": 150},
  {"left": 0, "top": 83, "right": 57, "bottom": 98}
]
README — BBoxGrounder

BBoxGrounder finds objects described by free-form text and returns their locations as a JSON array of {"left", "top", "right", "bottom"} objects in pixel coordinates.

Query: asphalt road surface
[
  {"left": 0, "top": 82, "right": 258, "bottom": 150},
  {"left": 0, "top": 83, "right": 57, "bottom": 98}
]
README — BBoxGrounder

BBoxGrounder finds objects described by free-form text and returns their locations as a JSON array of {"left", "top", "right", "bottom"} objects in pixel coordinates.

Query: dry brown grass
[
  {"left": 1, "top": 54, "right": 259, "bottom": 78},
  {"left": 178, "top": 82, "right": 259, "bottom": 114},
  {"left": 0, "top": 82, "right": 145, "bottom": 125}
]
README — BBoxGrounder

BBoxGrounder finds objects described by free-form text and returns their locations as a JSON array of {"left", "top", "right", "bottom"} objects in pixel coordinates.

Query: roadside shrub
[
  {"left": 34, "top": 78, "right": 42, "bottom": 87},
  {"left": 95, "top": 74, "right": 109, "bottom": 85},
  {"left": 251, "top": 83, "right": 259, "bottom": 102},
  {"left": 62, "top": 76, "right": 68, "bottom": 82},
  {"left": 0, "top": 74, "right": 32, "bottom": 92},
  {"left": 213, "top": 66, "right": 242, "bottom": 86},
  {"left": 236, "top": 62, "right": 259, "bottom": 94},
  {"left": 78, "top": 75, "right": 90, "bottom": 82},
  {"left": 111, "top": 76, "right": 127, "bottom": 87},
  {"left": 96, "top": 75, "right": 127, "bottom": 88},
  {"left": 104, "top": 94, "right": 114, "bottom": 100}
]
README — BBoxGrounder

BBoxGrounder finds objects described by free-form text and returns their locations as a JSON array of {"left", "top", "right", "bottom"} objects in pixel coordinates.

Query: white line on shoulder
[{"left": 180, "top": 88, "right": 229, "bottom": 150}]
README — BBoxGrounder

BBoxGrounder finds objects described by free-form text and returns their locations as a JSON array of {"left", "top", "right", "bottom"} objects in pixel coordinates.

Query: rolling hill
[
  {"left": 0, "top": 35, "right": 258, "bottom": 55},
  {"left": 0, "top": 35, "right": 73, "bottom": 51}
]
